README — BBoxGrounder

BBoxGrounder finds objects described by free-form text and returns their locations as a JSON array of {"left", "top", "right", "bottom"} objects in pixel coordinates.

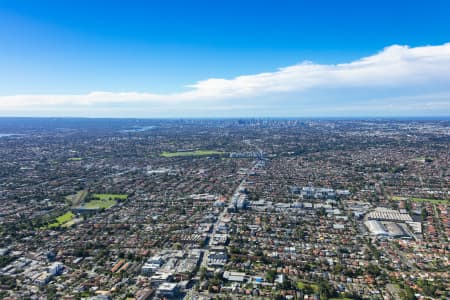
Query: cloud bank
[{"left": 1, "top": 43, "right": 450, "bottom": 117}]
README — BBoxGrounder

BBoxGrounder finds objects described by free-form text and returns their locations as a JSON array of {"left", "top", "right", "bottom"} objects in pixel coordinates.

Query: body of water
[
  {"left": 0, "top": 133, "right": 22, "bottom": 137},
  {"left": 120, "top": 126, "right": 157, "bottom": 133}
]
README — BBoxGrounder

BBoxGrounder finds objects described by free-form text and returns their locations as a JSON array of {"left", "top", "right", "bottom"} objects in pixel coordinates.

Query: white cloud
[{"left": 1, "top": 43, "right": 450, "bottom": 116}]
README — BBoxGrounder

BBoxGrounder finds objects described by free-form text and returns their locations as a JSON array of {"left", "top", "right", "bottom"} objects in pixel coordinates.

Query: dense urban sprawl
[{"left": 0, "top": 118, "right": 448, "bottom": 300}]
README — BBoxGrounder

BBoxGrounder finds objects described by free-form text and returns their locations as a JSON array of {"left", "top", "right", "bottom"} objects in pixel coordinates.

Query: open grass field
[
  {"left": 296, "top": 281, "right": 305, "bottom": 289},
  {"left": 92, "top": 193, "right": 128, "bottom": 200},
  {"left": 47, "top": 212, "right": 74, "bottom": 228},
  {"left": 79, "top": 194, "right": 128, "bottom": 210},
  {"left": 83, "top": 199, "right": 116, "bottom": 209},
  {"left": 296, "top": 281, "right": 318, "bottom": 292},
  {"left": 83, "top": 199, "right": 117, "bottom": 209},
  {"left": 391, "top": 196, "right": 448, "bottom": 205},
  {"left": 410, "top": 197, "right": 449, "bottom": 205},
  {"left": 61, "top": 217, "right": 83, "bottom": 228},
  {"left": 161, "top": 150, "right": 225, "bottom": 157}
]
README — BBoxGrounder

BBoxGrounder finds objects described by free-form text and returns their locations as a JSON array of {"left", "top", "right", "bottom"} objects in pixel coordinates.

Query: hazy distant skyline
[{"left": 1, "top": 1, "right": 450, "bottom": 117}]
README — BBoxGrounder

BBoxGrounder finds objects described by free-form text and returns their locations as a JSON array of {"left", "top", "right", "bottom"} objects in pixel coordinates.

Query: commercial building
[{"left": 364, "top": 220, "right": 389, "bottom": 236}]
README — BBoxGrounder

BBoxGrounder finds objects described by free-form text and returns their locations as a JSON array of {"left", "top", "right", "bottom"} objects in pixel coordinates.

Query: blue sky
[{"left": 0, "top": 0, "right": 449, "bottom": 117}]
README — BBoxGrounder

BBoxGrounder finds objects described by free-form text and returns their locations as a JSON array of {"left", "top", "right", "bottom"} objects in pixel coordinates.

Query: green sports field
[
  {"left": 47, "top": 211, "right": 74, "bottom": 228},
  {"left": 80, "top": 194, "right": 128, "bottom": 209},
  {"left": 391, "top": 196, "right": 448, "bottom": 205},
  {"left": 92, "top": 193, "right": 128, "bottom": 200},
  {"left": 410, "top": 197, "right": 449, "bottom": 205},
  {"left": 82, "top": 199, "right": 117, "bottom": 209},
  {"left": 82, "top": 194, "right": 128, "bottom": 209}
]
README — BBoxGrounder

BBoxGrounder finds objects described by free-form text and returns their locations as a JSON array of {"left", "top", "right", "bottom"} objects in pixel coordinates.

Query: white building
[
  {"left": 364, "top": 220, "right": 389, "bottom": 236},
  {"left": 156, "top": 282, "right": 178, "bottom": 298},
  {"left": 48, "top": 262, "right": 63, "bottom": 276}
]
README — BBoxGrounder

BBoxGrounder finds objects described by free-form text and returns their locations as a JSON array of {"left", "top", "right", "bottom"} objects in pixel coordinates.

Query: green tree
[
  {"left": 399, "top": 285, "right": 415, "bottom": 300},
  {"left": 266, "top": 269, "right": 277, "bottom": 283},
  {"left": 318, "top": 280, "right": 335, "bottom": 300},
  {"left": 366, "top": 263, "right": 381, "bottom": 277}
]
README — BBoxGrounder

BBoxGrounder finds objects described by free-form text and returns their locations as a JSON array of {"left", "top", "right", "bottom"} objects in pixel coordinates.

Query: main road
[{"left": 184, "top": 143, "right": 263, "bottom": 299}]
